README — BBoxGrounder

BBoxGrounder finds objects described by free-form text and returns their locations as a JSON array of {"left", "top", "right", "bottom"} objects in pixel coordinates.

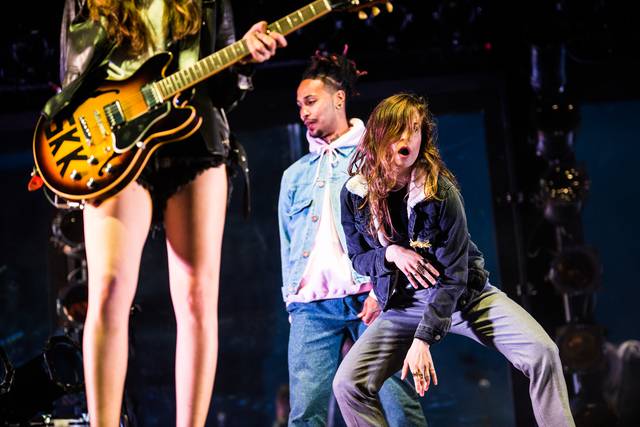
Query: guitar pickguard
[
  {"left": 113, "top": 102, "right": 171, "bottom": 152},
  {"left": 34, "top": 0, "right": 374, "bottom": 202}
]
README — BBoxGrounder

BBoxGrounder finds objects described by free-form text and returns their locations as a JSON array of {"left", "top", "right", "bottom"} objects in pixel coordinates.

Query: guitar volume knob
[{"left": 70, "top": 170, "right": 81, "bottom": 181}]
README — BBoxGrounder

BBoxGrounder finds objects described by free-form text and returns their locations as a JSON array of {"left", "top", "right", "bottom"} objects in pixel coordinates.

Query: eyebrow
[{"left": 297, "top": 94, "right": 316, "bottom": 104}]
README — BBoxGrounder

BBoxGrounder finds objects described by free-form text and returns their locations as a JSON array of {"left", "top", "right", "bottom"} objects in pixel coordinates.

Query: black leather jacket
[{"left": 49, "top": 0, "right": 252, "bottom": 158}]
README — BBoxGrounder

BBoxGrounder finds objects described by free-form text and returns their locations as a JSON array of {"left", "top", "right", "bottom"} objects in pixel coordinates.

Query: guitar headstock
[{"left": 329, "top": 0, "right": 393, "bottom": 19}]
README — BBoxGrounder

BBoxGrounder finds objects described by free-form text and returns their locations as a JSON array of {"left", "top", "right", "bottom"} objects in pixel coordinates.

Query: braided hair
[{"left": 301, "top": 45, "right": 367, "bottom": 99}]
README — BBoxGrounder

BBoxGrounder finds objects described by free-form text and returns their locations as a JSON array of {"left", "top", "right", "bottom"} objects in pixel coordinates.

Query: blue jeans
[
  {"left": 288, "top": 293, "right": 426, "bottom": 427},
  {"left": 333, "top": 284, "right": 575, "bottom": 427}
]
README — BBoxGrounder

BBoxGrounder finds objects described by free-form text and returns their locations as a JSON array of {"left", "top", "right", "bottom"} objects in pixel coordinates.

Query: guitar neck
[{"left": 155, "top": 0, "right": 332, "bottom": 100}]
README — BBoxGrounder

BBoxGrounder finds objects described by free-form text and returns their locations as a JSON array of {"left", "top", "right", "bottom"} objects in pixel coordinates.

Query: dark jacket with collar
[
  {"left": 340, "top": 173, "right": 489, "bottom": 345},
  {"left": 48, "top": 0, "right": 252, "bottom": 158}
]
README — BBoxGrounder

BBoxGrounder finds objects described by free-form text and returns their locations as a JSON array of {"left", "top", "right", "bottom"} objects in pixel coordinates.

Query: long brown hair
[
  {"left": 88, "top": 0, "right": 201, "bottom": 55},
  {"left": 349, "top": 93, "right": 456, "bottom": 241}
]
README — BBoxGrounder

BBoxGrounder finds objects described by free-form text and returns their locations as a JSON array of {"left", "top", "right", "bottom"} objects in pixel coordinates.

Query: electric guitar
[{"left": 31, "top": 0, "right": 390, "bottom": 203}]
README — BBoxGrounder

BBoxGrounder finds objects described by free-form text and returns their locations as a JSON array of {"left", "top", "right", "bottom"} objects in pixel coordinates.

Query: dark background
[{"left": 1, "top": 1, "right": 640, "bottom": 426}]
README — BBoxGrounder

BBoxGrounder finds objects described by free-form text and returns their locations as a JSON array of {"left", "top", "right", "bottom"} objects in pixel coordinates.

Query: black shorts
[{"left": 137, "top": 134, "right": 229, "bottom": 225}]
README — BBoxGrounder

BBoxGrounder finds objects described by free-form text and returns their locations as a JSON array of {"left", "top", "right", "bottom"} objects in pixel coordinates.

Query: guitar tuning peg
[
  {"left": 371, "top": 6, "right": 381, "bottom": 16},
  {"left": 358, "top": 10, "right": 368, "bottom": 20},
  {"left": 385, "top": 1, "right": 394, "bottom": 13}
]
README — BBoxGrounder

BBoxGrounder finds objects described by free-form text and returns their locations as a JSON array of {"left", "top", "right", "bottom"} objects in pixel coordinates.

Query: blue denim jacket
[
  {"left": 278, "top": 127, "right": 370, "bottom": 302},
  {"left": 340, "top": 173, "right": 489, "bottom": 345}
]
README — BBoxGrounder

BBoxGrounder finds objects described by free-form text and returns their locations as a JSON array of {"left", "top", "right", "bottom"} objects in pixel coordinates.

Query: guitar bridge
[{"left": 104, "top": 101, "right": 126, "bottom": 129}]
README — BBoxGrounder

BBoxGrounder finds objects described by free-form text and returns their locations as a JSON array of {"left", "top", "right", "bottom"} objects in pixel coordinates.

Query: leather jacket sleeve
[
  {"left": 43, "top": 0, "right": 111, "bottom": 119},
  {"left": 59, "top": 0, "right": 111, "bottom": 88},
  {"left": 203, "top": 0, "right": 254, "bottom": 112}
]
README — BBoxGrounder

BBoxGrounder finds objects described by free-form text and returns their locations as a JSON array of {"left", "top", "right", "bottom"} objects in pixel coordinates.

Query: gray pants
[{"left": 333, "top": 284, "right": 576, "bottom": 427}]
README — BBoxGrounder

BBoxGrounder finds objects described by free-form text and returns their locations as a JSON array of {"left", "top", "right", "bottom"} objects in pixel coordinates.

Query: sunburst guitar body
[
  {"left": 32, "top": 0, "right": 389, "bottom": 203},
  {"left": 33, "top": 53, "right": 200, "bottom": 202}
]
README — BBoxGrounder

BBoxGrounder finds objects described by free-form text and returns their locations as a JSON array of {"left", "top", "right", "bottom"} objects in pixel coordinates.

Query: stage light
[
  {"left": 556, "top": 324, "right": 604, "bottom": 373},
  {"left": 0, "top": 335, "right": 82, "bottom": 423},
  {"left": 535, "top": 128, "right": 575, "bottom": 161},
  {"left": 43, "top": 335, "right": 84, "bottom": 393},
  {"left": 57, "top": 281, "right": 88, "bottom": 328},
  {"left": 548, "top": 246, "right": 601, "bottom": 295},
  {"left": 51, "top": 209, "right": 85, "bottom": 255},
  {"left": 539, "top": 163, "right": 590, "bottom": 224},
  {"left": 530, "top": 44, "right": 567, "bottom": 95},
  {"left": 604, "top": 340, "right": 640, "bottom": 424},
  {"left": 571, "top": 393, "right": 618, "bottom": 427},
  {"left": 532, "top": 96, "right": 580, "bottom": 161},
  {"left": 0, "top": 347, "right": 14, "bottom": 395}
]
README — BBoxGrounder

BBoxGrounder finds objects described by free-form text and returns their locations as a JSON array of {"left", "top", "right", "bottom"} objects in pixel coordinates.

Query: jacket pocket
[{"left": 287, "top": 198, "right": 312, "bottom": 217}]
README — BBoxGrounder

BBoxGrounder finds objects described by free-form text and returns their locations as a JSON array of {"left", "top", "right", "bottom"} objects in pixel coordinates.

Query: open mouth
[{"left": 398, "top": 147, "right": 410, "bottom": 156}]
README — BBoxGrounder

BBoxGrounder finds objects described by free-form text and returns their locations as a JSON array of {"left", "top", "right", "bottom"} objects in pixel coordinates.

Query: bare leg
[
  {"left": 83, "top": 183, "right": 153, "bottom": 427},
  {"left": 164, "top": 165, "right": 227, "bottom": 427}
]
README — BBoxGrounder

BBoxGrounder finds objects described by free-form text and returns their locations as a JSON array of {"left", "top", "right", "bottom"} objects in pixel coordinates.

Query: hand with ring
[
  {"left": 385, "top": 244, "right": 440, "bottom": 289},
  {"left": 401, "top": 338, "right": 439, "bottom": 397}
]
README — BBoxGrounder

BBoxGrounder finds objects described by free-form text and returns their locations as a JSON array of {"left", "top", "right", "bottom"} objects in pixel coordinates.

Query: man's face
[{"left": 296, "top": 78, "right": 344, "bottom": 140}]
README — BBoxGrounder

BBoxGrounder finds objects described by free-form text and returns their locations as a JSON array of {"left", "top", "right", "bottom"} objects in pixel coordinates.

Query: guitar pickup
[
  {"left": 78, "top": 116, "right": 93, "bottom": 145},
  {"left": 104, "top": 101, "right": 126, "bottom": 129},
  {"left": 141, "top": 83, "right": 162, "bottom": 108}
]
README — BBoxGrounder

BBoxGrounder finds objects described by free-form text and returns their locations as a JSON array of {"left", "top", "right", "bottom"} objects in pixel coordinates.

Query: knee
[
  {"left": 332, "top": 369, "right": 355, "bottom": 401},
  {"left": 333, "top": 366, "right": 375, "bottom": 402},
  {"left": 525, "top": 336, "right": 562, "bottom": 374},
  {"left": 87, "top": 274, "right": 135, "bottom": 329},
  {"left": 173, "top": 271, "right": 219, "bottom": 328}
]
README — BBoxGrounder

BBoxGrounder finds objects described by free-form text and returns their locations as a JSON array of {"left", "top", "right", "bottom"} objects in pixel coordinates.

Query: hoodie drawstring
[{"left": 312, "top": 143, "right": 340, "bottom": 186}]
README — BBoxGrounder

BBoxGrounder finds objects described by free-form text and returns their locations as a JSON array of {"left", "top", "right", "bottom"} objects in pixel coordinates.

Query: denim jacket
[
  {"left": 278, "top": 120, "right": 370, "bottom": 302},
  {"left": 340, "top": 172, "right": 489, "bottom": 345}
]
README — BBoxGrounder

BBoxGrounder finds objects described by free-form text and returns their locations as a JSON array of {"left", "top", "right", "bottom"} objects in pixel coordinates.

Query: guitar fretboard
[{"left": 154, "top": 0, "right": 332, "bottom": 100}]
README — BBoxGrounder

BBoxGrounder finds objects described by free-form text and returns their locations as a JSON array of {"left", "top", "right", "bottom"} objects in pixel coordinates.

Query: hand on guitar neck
[
  {"left": 32, "top": 0, "right": 389, "bottom": 204},
  {"left": 242, "top": 21, "right": 288, "bottom": 63}
]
